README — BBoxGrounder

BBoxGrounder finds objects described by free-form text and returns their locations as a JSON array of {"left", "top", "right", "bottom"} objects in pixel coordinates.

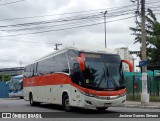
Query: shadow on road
[
  {"left": 28, "top": 103, "right": 116, "bottom": 114},
  {"left": 26, "top": 103, "right": 118, "bottom": 118}
]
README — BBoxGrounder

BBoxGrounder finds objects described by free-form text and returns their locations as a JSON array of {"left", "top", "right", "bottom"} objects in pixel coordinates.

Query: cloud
[{"left": 0, "top": 0, "right": 158, "bottom": 68}]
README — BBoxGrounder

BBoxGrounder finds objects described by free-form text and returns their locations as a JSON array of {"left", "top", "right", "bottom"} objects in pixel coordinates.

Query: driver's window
[{"left": 73, "top": 62, "right": 79, "bottom": 69}]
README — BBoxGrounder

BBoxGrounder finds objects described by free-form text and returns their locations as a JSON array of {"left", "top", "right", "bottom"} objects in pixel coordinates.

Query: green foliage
[
  {"left": 0, "top": 75, "right": 11, "bottom": 82},
  {"left": 127, "top": 94, "right": 160, "bottom": 102},
  {"left": 150, "top": 96, "right": 160, "bottom": 102},
  {"left": 130, "top": 8, "right": 160, "bottom": 65},
  {"left": 126, "top": 93, "right": 141, "bottom": 101}
]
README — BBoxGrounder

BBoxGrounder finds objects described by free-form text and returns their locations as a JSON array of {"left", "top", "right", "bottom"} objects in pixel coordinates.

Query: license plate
[{"left": 104, "top": 103, "right": 111, "bottom": 107}]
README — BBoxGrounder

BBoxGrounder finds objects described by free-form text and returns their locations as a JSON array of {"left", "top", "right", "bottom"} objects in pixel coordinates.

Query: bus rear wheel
[
  {"left": 62, "top": 95, "right": 72, "bottom": 112},
  {"left": 96, "top": 107, "right": 108, "bottom": 111}
]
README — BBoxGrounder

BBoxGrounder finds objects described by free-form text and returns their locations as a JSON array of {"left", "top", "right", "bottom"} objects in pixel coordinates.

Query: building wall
[
  {"left": 115, "top": 47, "right": 132, "bottom": 72},
  {"left": 0, "top": 67, "right": 24, "bottom": 78}
]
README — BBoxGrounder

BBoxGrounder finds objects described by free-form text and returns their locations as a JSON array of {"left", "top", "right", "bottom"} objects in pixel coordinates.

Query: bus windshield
[
  {"left": 9, "top": 75, "right": 23, "bottom": 91},
  {"left": 81, "top": 53, "right": 124, "bottom": 90}
]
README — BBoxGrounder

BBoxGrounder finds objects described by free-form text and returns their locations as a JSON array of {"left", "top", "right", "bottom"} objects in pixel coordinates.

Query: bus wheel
[
  {"left": 20, "top": 96, "right": 23, "bottom": 99},
  {"left": 29, "top": 93, "right": 34, "bottom": 106},
  {"left": 62, "top": 95, "right": 72, "bottom": 112},
  {"left": 29, "top": 94, "right": 40, "bottom": 106},
  {"left": 96, "top": 107, "right": 108, "bottom": 111}
]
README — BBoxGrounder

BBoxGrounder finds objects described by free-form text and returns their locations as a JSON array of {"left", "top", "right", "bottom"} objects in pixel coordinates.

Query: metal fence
[
  {"left": 125, "top": 75, "right": 160, "bottom": 100},
  {"left": 0, "top": 82, "right": 9, "bottom": 98}
]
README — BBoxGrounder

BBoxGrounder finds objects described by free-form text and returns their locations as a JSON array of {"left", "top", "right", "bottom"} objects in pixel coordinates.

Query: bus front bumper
[{"left": 82, "top": 94, "right": 126, "bottom": 109}]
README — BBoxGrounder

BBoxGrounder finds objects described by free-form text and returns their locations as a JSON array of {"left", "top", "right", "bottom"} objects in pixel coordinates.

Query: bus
[
  {"left": 23, "top": 46, "right": 132, "bottom": 111},
  {"left": 8, "top": 75, "right": 23, "bottom": 99}
]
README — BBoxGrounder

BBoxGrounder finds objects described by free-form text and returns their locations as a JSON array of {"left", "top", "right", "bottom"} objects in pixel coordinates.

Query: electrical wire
[
  {"left": 0, "top": 3, "right": 136, "bottom": 22},
  {"left": 0, "top": 15, "right": 134, "bottom": 38},
  {"left": 0, "top": 0, "right": 25, "bottom": 6}
]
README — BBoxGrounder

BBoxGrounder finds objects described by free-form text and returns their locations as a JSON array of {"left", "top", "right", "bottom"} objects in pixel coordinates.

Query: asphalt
[{"left": 1, "top": 98, "right": 160, "bottom": 109}]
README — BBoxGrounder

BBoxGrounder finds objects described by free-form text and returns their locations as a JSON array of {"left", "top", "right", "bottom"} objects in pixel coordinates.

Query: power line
[
  {"left": 0, "top": 8, "right": 135, "bottom": 29},
  {"left": 0, "top": 10, "right": 135, "bottom": 33},
  {"left": 0, "top": 22, "right": 104, "bottom": 37},
  {"left": 0, "top": 12, "right": 134, "bottom": 32},
  {"left": 0, "top": 0, "right": 25, "bottom": 6},
  {"left": 0, "top": 13, "right": 102, "bottom": 28},
  {"left": 0, "top": 3, "right": 135, "bottom": 22},
  {"left": 0, "top": 9, "right": 105, "bottom": 22},
  {"left": 146, "top": 1, "right": 160, "bottom": 5},
  {"left": 0, "top": 15, "right": 134, "bottom": 38},
  {"left": 0, "top": 16, "right": 103, "bottom": 32}
]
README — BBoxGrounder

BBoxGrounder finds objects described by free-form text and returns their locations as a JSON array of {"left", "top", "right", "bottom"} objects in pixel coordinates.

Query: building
[
  {"left": 0, "top": 67, "right": 24, "bottom": 77},
  {"left": 115, "top": 47, "right": 132, "bottom": 72}
]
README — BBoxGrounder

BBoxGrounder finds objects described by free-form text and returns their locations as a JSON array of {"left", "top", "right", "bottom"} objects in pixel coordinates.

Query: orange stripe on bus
[
  {"left": 23, "top": 73, "right": 126, "bottom": 96},
  {"left": 71, "top": 83, "right": 126, "bottom": 96}
]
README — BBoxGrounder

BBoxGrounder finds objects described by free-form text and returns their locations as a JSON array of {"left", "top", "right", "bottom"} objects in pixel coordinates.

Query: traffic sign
[{"left": 139, "top": 60, "right": 147, "bottom": 67}]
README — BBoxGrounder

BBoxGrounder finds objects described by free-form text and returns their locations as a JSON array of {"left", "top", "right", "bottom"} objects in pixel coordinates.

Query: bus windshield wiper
[
  {"left": 105, "top": 65, "right": 119, "bottom": 89},
  {"left": 97, "top": 67, "right": 105, "bottom": 88}
]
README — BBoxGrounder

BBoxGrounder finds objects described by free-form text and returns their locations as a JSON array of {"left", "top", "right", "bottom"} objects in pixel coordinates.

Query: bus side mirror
[
  {"left": 73, "top": 57, "right": 85, "bottom": 71},
  {"left": 121, "top": 59, "right": 133, "bottom": 72}
]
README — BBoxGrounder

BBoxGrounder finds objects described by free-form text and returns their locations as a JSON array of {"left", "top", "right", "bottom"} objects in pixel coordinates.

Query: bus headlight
[{"left": 78, "top": 90, "right": 95, "bottom": 97}]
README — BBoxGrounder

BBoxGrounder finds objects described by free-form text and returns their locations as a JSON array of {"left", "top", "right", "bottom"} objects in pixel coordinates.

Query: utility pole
[
  {"left": 19, "top": 60, "right": 23, "bottom": 67},
  {"left": 141, "top": 0, "right": 149, "bottom": 104},
  {"left": 101, "top": 10, "right": 107, "bottom": 48},
  {"left": 54, "top": 43, "right": 62, "bottom": 50}
]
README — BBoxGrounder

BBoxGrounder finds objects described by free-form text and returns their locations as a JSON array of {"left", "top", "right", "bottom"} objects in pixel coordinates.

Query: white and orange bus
[{"left": 23, "top": 46, "right": 132, "bottom": 111}]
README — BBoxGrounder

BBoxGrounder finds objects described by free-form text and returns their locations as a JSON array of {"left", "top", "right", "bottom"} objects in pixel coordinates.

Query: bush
[
  {"left": 0, "top": 75, "right": 11, "bottom": 81},
  {"left": 126, "top": 93, "right": 160, "bottom": 102}
]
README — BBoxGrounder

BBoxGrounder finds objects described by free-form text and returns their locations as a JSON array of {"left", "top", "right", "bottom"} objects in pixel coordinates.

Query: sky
[{"left": 0, "top": 0, "right": 160, "bottom": 68}]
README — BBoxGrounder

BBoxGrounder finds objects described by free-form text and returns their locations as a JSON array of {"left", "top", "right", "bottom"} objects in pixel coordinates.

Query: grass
[
  {"left": 126, "top": 93, "right": 160, "bottom": 102},
  {"left": 126, "top": 94, "right": 141, "bottom": 101}
]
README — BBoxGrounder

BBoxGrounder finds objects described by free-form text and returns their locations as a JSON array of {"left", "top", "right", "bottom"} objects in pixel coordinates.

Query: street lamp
[{"left": 101, "top": 10, "right": 107, "bottom": 48}]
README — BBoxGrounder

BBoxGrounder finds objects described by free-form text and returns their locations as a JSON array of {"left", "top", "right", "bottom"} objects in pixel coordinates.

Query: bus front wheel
[{"left": 62, "top": 95, "right": 72, "bottom": 112}]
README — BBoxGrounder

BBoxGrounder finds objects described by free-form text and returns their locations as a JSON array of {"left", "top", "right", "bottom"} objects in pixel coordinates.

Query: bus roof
[{"left": 36, "top": 46, "right": 116, "bottom": 62}]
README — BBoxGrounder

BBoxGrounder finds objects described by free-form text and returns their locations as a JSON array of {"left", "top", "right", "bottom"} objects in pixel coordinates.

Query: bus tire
[
  {"left": 96, "top": 107, "right": 108, "bottom": 111},
  {"left": 29, "top": 93, "right": 38, "bottom": 106},
  {"left": 20, "top": 96, "right": 23, "bottom": 99},
  {"left": 62, "top": 94, "right": 72, "bottom": 112}
]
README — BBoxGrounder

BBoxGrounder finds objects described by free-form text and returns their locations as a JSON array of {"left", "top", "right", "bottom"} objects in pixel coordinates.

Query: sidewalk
[{"left": 125, "top": 101, "right": 160, "bottom": 109}]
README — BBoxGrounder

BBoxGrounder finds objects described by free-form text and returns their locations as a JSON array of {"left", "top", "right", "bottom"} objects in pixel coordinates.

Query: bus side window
[
  {"left": 24, "top": 66, "right": 31, "bottom": 77},
  {"left": 34, "top": 62, "right": 38, "bottom": 76},
  {"left": 30, "top": 64, "right": 36, "bottom": 77}
]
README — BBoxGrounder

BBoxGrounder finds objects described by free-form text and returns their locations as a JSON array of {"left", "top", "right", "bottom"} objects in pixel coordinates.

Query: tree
[
  {"left": 130, "top": 8, "right": 160, "bottom": 65},
  {"left": 0, "top": 75, "right": 11, "bottom": 81},
  {"left": 149, "top": 22, "right": 160, "bottom": 65}
]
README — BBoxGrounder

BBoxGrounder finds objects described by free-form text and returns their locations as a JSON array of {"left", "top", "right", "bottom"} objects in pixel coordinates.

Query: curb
[{"left": 125, "top": 105, "right": 160, "bottom": 109}]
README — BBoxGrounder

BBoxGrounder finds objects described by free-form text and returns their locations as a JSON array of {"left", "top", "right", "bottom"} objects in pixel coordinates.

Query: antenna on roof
[{"left": 54, "top": 43, "right": 62, "bottom": 50}]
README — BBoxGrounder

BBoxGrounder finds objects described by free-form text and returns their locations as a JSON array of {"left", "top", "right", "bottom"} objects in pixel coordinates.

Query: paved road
[{"left": 0, "top": 98, "right": 160, "bottom": 121}]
